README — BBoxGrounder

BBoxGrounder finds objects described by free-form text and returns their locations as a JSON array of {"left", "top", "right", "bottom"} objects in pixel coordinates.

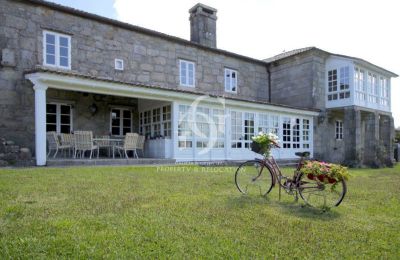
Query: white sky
[{"left": 113, "top": 0, "right": 400, "bottom": 127}]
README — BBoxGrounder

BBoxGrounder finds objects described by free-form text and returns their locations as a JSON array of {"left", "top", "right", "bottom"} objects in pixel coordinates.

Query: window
[
  {"left": 379, "top": 77, "right": 389, "bottom": 106},
  {"left": 231, "top": 111, "right": 242, "bottom": 148},
  {"left": 195, "top": 107, "right": 210, "bottom": 148},
  {"left": 139, "top": 105, "right": 172, "bottom": 139},
  {"left": 46, "top": 103, "right": 72, "bottom": 133},
  {"left": 282, "top": 118, "right": 291, "bottom": 148},
  {"left": 302, "top": 119, "right": 310, "bottom": 149},
  {"left": 162, "top": 105, "right": 172, "bottom": 138},
  {"left": 327, "top": 69, "right": 338, "bottom": 101},
  {"left": 43, "top": 31, "right": 71, "bottom": 69},
  {"left": 354, "top": 68, "right": 367, "bottom": 101},
  {"left": 328, "top": 67, "right": 350, "bottom": 101},
  {"left": 335, "top": 120, "right": 343, "bottom": 140},
  {"left": 225, "top": 68, "right": 238, "bottom": 93},
  {"left": 258, "top": 114, "right": 269, "bottom": 133},
  {"left": 244, "top": 113, "right": 255, "bottom": 148},
  {"left": 179, "top": 60, "right": 195, "bottom": 87},
  {"left": 152, "top": 108, "right": 161, "bottom": 137},
  {"left": 292, "top": 118, "right": 300, "bottom": 149},
  {"left": 178, "top": 105, "right": 193, "bottom": 148},
  {"left": 111, "top": 108, "right": 132, "bottom": 136},
  {"left": 115, "top": 59, "right": 124, "bottom": 70},
  {"left": 212, "top": 109, "right": 225, "bottom": 148},
  {"left": 269, "top": 115, "right": 279, "bottom": 135}
]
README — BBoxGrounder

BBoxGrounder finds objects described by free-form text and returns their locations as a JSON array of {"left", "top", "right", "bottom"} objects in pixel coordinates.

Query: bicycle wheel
[
  {"left": 235, "top": 160, "right": 274, "bottom": 196},
  {"left": 297, "top": 173, "right": 347, "bottom": 208}
]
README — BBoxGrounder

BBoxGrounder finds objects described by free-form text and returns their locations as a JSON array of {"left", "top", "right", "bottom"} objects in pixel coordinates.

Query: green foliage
[
  {"left": 300, "top": 161, "right": 350, "bottom": 182},
  {"left": 252, "top": 132, "right": 279, "bottom": 157},
  {"left": 395, "top": 131, "right": 400, "bottom": 143},
  {"left": 0, "top": 165, "right": 399, "bottom": 258}
]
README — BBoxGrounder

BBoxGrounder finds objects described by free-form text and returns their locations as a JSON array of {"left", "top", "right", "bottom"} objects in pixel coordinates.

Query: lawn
[{"left": 0, "top": 164, "right": 399, "bottom": 258}]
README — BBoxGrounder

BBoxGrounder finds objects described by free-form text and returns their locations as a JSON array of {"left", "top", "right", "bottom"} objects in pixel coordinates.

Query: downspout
[{"left": 267, "top": 63, "right": 272, "bottom": 103}]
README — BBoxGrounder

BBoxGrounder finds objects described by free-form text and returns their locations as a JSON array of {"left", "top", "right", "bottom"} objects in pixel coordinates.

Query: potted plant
[{"left": 251, "top": 132, "right": 280, "bottom": 158}]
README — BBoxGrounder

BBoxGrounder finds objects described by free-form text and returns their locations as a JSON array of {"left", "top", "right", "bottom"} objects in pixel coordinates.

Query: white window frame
[
  {"left": 110, "top": 108, "right": 132, "bottom": 136},
  {"left": 224, "top": 68, "right": 238, "bottom": 93},
  {"left": 179, "top": 60, "right": 195, "bottom": 87},
  {"left": 115, "top": 59, "right": 124, "bottom": 71},
  {"left": 43, "top": 30, "right": 71, "bottom": 70},
  {"left": 46, "top": 103, "right": 73, "bottom": 134},
  {"left": 335, "top": 120, "right": 343, "bottom": 140}
]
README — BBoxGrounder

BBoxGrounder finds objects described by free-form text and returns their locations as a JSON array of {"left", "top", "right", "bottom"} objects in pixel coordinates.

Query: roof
[
  {"left": 263, "top": 47, "right": 316, "bottom": 63},
  {"left": 264, "top": 47, "right": 398, "bottom": 77},
  {"left": 24, "top": 66, "right": 320, "bottom": 113}
]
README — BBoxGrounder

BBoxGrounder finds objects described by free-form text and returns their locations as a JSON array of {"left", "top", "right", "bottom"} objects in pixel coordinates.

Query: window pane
[
  {"left": 123, "top": 128, "right": 130, "bottom": 135},
  {"left": 46, "top": 124, "right": 57, "bottom": 132},
  {"left": 60, "top": 125, "right": 70, "bottom": 134},
  {"left": 47, "top": 104, "right": 57, "bottom": 114},
  {"left": 123, "top": 119, "right": 131, "bottom": 127},
  {"left": 112, "top": 110, "right": 120, "bottom": 118},
  {"left": 59, "top": 36, "right": 69, "bottom": 47},
  {"left": 60, "top": 105, "right": 70, "bottom": 114},
  {"left": 60, "top": 57, "right": 68, "bottom": 67},
  {"left": 46, "top": 34, "right": 55, "bottom": 44},
  {"left": 46, "top": 114, "right": 57, "bottom": 124},
  {"left": 46, "top": 54, "right": 55, "bottom": 65},
  {"left": 46, "top": 44, "right": 55, "bottom": 55},
  {"left": 60, "top": 46, "right": 68, "bottom": 57},
  {"left": 60, "top": 115, "right": 70, "bottom": 124},
  {"left": 123, "top": 110, "right": 131, "bottom": 119},
  {"left": 112, "top": 127, "right": 120, "bottom": 135}
]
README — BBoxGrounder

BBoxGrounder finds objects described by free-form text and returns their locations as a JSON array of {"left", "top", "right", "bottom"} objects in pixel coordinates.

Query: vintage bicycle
[{"left": 234, "top": 141, "right": 347, "bottom": 208}]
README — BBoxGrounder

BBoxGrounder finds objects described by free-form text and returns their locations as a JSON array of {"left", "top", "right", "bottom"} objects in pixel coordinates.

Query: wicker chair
[
  {"left": 74, "top": 131, "right": 99, "bottom": 159},
  {"left": 136, "top": 135, "right": 146, "bottom": 158},
  {"left": 60, "top": 133, "right": 74, "bottom": 157},
  {"left": 46, "top": 132, "right": 71, "bottom": 158},
  {"left": 114, "top": 133, "right": 139, "bottom": 159}
]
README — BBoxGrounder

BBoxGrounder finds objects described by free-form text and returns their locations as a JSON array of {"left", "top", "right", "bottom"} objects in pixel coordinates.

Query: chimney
[{"left": 189, "top": 3, "right": 217, "bottom": 48}]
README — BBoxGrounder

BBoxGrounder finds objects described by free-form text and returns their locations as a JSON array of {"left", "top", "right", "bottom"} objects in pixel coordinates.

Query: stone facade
[
  {"left": 0, "top": 0, "right": 268, "bottom": 153},
  {"left": 0, "top": 0, "right": 396, "bottom": 167}
]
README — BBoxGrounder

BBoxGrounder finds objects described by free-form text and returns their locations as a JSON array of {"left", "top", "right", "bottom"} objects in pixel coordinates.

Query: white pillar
[{"left": 33, "top": 84, "right": 48, "bottom": 166}]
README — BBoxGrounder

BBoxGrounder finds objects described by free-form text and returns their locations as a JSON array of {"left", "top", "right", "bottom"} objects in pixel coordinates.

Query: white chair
[
  {"left": 60, "top": 133, "right": 74, "bottom": 157},
  {"left": 74, "top": 131, "right": 99, "bottom": 159},
  {"left": 46, "top": 132, "right": 70, "bottom": 158},
  {"left": 136, "top": 135, "right": 145, "bottom": 158},
  {"left": 114, "top": 133, "right": 139, "bottom": 159}
]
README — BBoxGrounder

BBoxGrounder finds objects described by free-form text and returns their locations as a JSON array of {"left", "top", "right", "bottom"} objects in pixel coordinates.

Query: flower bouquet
[
  {"left": 299, "top": 161, "right": 350, "bottom": 185},
  {"left": 251, "top": 132, "right": 280, "bottom": 158}
]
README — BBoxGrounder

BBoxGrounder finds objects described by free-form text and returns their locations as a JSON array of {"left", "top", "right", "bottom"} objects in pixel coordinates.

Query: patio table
[{"left": 93, "top": 138, "right": 123, "bottom": 158}]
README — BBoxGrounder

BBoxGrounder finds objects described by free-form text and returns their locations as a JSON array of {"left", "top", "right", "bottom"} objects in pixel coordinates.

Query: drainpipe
[{"left": 267, "top": 63, "right": 272, "bottom": 103}]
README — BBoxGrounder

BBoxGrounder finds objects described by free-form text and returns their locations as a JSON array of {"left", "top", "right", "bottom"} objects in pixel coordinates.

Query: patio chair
[
  {"left": 114, "top": 133, "right": 139, "bottom": 159},
  {"left": 73, "top": 131, "right": 99, "bottom": 159},
  {"left": 46, "top": 132, "right": 71, "bottom": 158},
  {"left": 136, "top": 135, "right": 145, "bottom": 158},
  {"left": 60, "top": 133, "right": 74, "bottom": 157}
]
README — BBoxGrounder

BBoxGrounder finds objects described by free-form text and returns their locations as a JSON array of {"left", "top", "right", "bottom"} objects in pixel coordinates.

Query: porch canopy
[{"left": 25, "top": 68, "right": 319, "bottom": 166}]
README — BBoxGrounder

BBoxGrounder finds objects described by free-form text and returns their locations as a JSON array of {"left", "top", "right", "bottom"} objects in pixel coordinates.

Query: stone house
[{"left": 0, "top": 0, "right": 397, "bottom": 166}]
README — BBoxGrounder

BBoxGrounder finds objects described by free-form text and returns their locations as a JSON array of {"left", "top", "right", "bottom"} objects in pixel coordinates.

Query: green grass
[{"left": 0, "top": 164, "right": 399, "bottom": 258}]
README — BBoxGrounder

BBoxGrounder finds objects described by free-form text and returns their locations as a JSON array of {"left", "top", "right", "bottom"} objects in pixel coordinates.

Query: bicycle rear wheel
[
  {"left": 235, "top": 160, "right": 274, "bottom": 196},
  {"left": 297, "top": 173, "right": 347, "bottom": 208}
]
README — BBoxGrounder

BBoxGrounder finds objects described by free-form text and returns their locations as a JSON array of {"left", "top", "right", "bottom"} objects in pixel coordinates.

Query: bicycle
[{"left": 234, "top": 142, "right": 347, "bottom": 208}]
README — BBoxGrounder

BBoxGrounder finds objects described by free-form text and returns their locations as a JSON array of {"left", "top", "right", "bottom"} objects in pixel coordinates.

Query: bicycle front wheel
[
  {"left": 297, "top": 173, "right": 347, "bottom": 208},
  {"left": 235, "top": 160, "right": 274, "bottom": 196}
]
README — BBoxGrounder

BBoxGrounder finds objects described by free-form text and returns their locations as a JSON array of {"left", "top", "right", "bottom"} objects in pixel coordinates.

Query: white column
[
  {"left": 171, "top": 101, "right": 178, "bottom": 160},
  {"left": 33, "top": 84, "right": 48, "bottom": 166}
]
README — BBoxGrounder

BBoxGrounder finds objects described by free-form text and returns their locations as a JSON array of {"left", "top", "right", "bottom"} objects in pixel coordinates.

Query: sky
[{"left": 48, "top": 0, "right": 400, "bottom": 127}]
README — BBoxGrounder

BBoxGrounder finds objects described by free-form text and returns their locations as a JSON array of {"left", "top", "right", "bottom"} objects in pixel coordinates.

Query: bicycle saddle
[{"left": 295, "top": 152, "right": 310, "bottom": 157}]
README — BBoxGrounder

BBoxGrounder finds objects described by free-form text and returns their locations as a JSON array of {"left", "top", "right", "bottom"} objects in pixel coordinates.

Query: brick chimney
[{"left": 189, "top": 3, "right": 217, "bottom": 48}]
